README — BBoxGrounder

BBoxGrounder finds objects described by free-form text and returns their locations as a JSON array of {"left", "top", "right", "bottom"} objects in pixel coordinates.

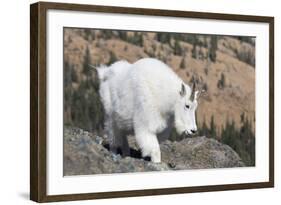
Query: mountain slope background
[{"left": 63, "top": 28, "right": 255, "bottom": 166}]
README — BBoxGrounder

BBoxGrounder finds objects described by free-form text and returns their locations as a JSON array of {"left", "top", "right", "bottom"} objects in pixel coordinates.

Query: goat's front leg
[{"left": 135, "top": 130, "right": 161, "bottom": 163}]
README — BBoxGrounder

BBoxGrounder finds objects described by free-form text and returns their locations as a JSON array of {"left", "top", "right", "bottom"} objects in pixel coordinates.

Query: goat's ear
[
  {"left": 194, "top": 89, "right": 206, "bottom": 101},
  {"left": 194, "top": 91, "right": 199, "bottom": 100},
  {"left": 179, "top": 83, "right": 186, "bottom": 97}
]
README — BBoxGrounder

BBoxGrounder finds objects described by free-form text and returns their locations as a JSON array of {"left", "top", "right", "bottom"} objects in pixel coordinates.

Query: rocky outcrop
[{"left": 64, "top": 127, "right": 244, "bottom": 176}]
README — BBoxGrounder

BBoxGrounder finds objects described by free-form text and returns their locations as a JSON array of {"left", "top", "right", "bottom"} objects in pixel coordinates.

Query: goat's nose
[{"left": 191, "top": 129, "right": 196, "bottom": 134}]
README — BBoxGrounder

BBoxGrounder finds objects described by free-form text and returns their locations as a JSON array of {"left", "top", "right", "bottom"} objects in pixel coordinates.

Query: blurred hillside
[{"left": 63, "top": 28, "right": 255, "bottom": 166}]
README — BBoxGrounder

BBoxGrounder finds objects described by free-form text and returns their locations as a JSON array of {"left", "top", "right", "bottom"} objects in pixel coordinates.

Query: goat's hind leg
[
  {"left": 109, "top": 125, "right": 130, "bottom": 157},
  {"left": 104, "top": 116, "right": 119, "bottom": 154}
]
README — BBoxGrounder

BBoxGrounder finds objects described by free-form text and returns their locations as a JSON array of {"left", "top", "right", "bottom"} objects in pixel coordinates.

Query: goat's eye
[{"left": 185, "top": 105, "right": 190, "bottom": 109}]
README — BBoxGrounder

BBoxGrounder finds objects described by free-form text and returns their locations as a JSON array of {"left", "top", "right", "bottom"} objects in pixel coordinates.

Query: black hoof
[{"left": 143, "top": 156, "right": 151, "bottom": 161}]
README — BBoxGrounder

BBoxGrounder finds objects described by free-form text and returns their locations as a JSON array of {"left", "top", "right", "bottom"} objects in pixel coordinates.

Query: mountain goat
[{"left": 95, "top": 58, "right": 202, "bottom": 163}]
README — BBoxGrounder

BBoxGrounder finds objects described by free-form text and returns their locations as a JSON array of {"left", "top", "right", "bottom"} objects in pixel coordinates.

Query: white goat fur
[{"left": 97, "top": 58, "right": 198, "bottom": 162}]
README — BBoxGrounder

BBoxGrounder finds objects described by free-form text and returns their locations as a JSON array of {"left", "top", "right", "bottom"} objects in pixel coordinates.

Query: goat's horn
[
  {"left": 190, "top": 81, "right": 196, "bottom": 101},
  {"left": 88, "top": 64, "right": 97, "bottom": 69}
]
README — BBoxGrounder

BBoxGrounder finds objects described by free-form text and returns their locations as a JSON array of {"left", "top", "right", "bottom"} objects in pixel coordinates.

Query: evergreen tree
[
  {"left": 119, "top": 31, "right": 127, "bottom": 41},
  {"left": 127, "top": 32, "right": 143, "bottom": 46},
  {"left": 198, "top": 47, "right": 204, "bottom": 60},
  {"left": 82, "top": 47, "right": 91, "bottom": 78},
  {"left": 103, "top": 30, "right": 113, "bottom": 39},
  {"left": 209, "top": 115, "right": 217, "bottom": 138},
  {"left": 217, "top": 73, "right": 226, "bottom": 89},
  {"left": 107, "top": 51, "right": 117, "bottom": 65},
  {"left": 134, "top": 33, "right": 143, "bottom": 46},
  {"left": 209, "top": 36, "right": 218, "bottom": 62},
  {"left": 174, "top": 39, "right": 182, "bottom": 55},
  {"left": 63, "top": 60, "right": 74, "bottom": 123},
  {"left": 239, "top": 113, "right": 255, "bottom": 166},
  {"left": 180, "top": 57, "right": 186, "bottom": 69},
  {"left": 198, "top": 116, "right": 209, "bottom": 137},
  {"left": 71, "top": 65, "right": 78, "bottom": 83},
  {"left": 240, "top": 112, "right": 245, "bottom": 123},
  {"left": 63, "top": 61, "right": 72, "bottom": 88},
  {"left": 220, "top": 115, "right": 255, "bottom": 166},
  {"left": 84, "top": 29, "right": 92, "bottom": 41},
  {"left": 192, "top": 36, "right": 198, "bottom": 59},
  {"left": 156, "top": 33, "right": 171, "bottom": 44}
]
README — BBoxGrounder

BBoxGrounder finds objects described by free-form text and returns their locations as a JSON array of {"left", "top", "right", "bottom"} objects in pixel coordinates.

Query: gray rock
[{"left": 63, "top": 127, "right": 244, "bottom": 176}]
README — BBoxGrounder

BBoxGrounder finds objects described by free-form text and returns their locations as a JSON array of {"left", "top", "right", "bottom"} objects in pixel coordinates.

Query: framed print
[{"left": 30, "top": 1, "right": 274, "bottom": 202}]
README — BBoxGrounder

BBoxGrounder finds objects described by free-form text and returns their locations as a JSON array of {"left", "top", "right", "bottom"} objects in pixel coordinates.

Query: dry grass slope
[{"left": 63, "top": 28, "right": 255, "bottom": 133}]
